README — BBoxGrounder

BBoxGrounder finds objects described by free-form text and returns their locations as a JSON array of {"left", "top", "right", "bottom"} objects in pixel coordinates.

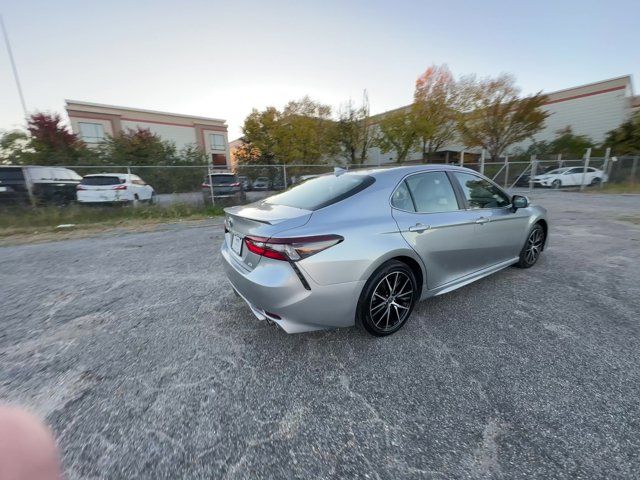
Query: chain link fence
[{"left": 1, "top": 151, "right": 638, "bottom": 212}]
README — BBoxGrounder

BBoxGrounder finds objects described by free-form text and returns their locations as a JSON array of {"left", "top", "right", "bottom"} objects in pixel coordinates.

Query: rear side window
[
  {"left": 391, "top": 181, "right": 414, "bottom": 211},
  {"left": 266, "top": 174, "right": 375, "bottom": 211},
  {"left": 208, "top": 175, "right": 237, "bottom": 184},
  {"left": 0, "top": 168, "right": 25, "bottom": 182},
  {"left": 81, "top": 176, "right": 123, "bottom": 186},
  {"left": 405, "top": 172, "right": 459, "bottom": 213}
]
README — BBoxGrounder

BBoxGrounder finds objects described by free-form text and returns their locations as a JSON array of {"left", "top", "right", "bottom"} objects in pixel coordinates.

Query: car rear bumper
[
  {"left": 77, "top": 191, "right": 132, "bottom": 203},
  {"left": 220, "top": 239, "right": 363, "bottom": 333}
]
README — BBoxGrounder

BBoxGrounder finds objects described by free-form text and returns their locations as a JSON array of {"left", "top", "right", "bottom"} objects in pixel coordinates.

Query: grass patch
[
  {"left": 618, "top": 215, "right": 640, "bottom": 225},
  {"left": 589, "top": 183, "right": 640, "bottom": 194},
  {"left": 0, "top": 203, "right": 224, "bottom": 238}
]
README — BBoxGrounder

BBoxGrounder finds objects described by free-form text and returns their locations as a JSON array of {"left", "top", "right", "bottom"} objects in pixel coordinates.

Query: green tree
[
  {"left": 457, "top": 74, "right": 549, "bottom": 161},
  {"left": 604, "top": 111, "right": 640, "bottom": 154},
  {"left": 0, "top": 130, "right": 31, "bottom": 165},
  {"left": 335, "top": 92, "right": 371, "bottom": 165},
  {"left": 100, "top": 127, "right": 205, "bottom": 193},
  {"left": 525, "top": 127, "right": 593, "bottom": 157},
  {"left": 374, "top": 109, "right": 417, "bottom": 163},
  {"left": 279, "top": 96, "right": 336, "bottom": 163},
  {"left": 412, "top": 65, "right": 459, "bottom": 161}
]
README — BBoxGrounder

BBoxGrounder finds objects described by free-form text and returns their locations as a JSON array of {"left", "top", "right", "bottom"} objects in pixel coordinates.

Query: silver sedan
[{"left": 221, "top": 165, "right": 548, "bottom": 336}]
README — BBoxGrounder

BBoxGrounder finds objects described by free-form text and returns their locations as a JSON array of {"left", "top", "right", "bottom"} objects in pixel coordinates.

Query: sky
[{"left": 1, "top": 0, "right": 638, "bottom": 140}]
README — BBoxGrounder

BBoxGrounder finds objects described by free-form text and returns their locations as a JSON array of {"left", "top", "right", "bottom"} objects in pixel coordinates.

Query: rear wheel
[
  {"left": 357, "top": 260, "right": 418, "bottom": 336},
  {"left": 590, "top": 177, "right": 601, "bottom": 186},
  {"left": 515, "top": 224, "right": 545, "bottom": 268}
]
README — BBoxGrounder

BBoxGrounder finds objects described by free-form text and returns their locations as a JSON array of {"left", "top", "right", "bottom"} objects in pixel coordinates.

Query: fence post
[
  {"left": 557, "top": 153, "right": 562, "bottom": 168},
  {"left": 600, "top": 147, "right": 611, "bottom": 189},
  {"left": 282, "top": 164, "right": 288, "bottom": 189},
  {"left": 631, "top": 156, "right": 639, "bottom": 184},
  {"left": 460, "top": 150, "right": 464, "bottom": 167},
  {"left": 480, "top": 149, "right": 485, "bottom": 175},
  {"left": 528, "top": 155, "right": 537, "bottom": 193},
  {"left": 504, "top": 155, "right": 509, "bottom": 189},
  {"left": 579, "top": 148, "right": 592, "bottom": 191},
  {"left": 207, "top": 163, "right": 215, "bottom": 206}
]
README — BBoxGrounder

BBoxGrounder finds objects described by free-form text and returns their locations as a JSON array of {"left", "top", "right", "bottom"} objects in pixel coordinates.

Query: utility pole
[{"left": 1, "top": 14, "right": 28, "bottom": 118}]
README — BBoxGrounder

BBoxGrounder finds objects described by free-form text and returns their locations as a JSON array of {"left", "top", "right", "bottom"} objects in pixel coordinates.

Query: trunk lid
[{"left": 223, "top": 202, "right": 312, "bottom": 270}]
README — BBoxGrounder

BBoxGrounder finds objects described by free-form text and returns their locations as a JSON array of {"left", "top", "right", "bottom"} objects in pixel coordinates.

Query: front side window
[
  {"left": 210, "top": 134, "right": 226, "bottom": 150},
  {"left": 404, "top": 172, "right": 459, "bottom": 213},
  {"left": 78, "top": 122, "right": 105, "bottom": 143},
  {"left": 453, "top": 172, "right": 510, "bottom": 209}
]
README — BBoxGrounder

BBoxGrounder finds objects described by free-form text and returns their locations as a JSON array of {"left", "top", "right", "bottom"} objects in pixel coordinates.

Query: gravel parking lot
[{"left": 1, "top": 189, "right": 639, "bottom": 479}]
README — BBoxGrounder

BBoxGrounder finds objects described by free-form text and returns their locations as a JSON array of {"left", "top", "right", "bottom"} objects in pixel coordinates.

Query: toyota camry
[{"left": 221, "top": 165, "right": 548, "bottom": 336}]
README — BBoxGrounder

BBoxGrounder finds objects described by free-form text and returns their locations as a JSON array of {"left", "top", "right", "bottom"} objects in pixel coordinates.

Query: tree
[
  {"left": 335, "top": 91, "right": 371, "bottom": 165},
  {"left": 524, "top": 126, "right": 593, "bottom": 157},
  {"left": 26, "top": 112, "right": 89, "bottom": 165},
  {"left": 374, "top": 109, "right": 417, "bottom": 163},
  {"left": 101, "top": 127, "right": 177, "bottom": 165},
  {"left": 279, "top": 96, "right": 336, "bottom": 164},
  {"left": 604, "top": 111, "right": 640, "bottom": 154},
  {"left": 412, "top": 65, "right": 459, "bottom": 161},
  {"left": 457, "top": 74, "right": 549, "bottom": 161},
  {"left": 0, "top": 130, "right": 31, "bottom": 165}
]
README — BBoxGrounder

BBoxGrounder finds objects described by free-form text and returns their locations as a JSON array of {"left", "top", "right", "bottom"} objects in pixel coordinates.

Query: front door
[
  {"left": 391, "top": 171, "right": 484, "bottom": 290},
  {"left": 450, "top": 171, "right": 529, "bottom": 266}
]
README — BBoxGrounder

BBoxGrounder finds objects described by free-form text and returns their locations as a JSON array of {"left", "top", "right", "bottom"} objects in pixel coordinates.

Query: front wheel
[
  {"left": 515, "top": 224, "right": 545, "bottom": 268},
  {"left": 551, "top": 179, "right": 562, "bottom": 189},
  {"left": 357, "top": 260, "right": 418, "bottom": 336}
]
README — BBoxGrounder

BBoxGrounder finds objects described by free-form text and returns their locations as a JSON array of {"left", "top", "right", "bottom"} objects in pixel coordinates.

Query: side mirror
[{"left": 512, "top": 195, "right": 529, "bottom": 211}]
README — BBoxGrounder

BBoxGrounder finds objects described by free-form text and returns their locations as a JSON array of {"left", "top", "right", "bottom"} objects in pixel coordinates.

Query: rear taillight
[
  {"left": 244, "top": 235, "right": 343, "bottom": 262},
  {"left": 230, "top": 182, "right": 240, "bottom": 187},
  {"left": 113, "top": 185, "right": 127, "bottom": 190},
  {"left": 202, "top": 183, "right": 210, "bottom": 189},
  {"left": 76, "top": 185, "right": 86, "bottom": 190}
]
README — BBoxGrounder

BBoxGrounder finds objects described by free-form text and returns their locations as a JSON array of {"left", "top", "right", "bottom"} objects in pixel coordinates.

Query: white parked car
[
  {"left": 532, "top": 167, "right": 607, "bottom": 188},
  {"left": 76, "top": 173, "right": 155, "bottom": 204}
]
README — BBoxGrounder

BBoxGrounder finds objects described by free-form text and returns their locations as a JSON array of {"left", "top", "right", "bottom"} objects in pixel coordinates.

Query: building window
[
  {"left": 210, "top": 134, "right": 226, "bottom": 151},
  {"left": 78, "top": 122, "right": 105, "bottom": 143}
]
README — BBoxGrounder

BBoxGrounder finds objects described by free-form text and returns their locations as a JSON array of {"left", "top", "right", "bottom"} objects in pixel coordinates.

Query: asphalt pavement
[{"left": 1, "top": 189, "right": 639, "bottom": 479}]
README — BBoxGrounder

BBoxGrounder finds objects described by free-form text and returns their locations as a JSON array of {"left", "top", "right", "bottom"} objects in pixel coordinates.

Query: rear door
[
  {"left": 450, "top": 171, "right": 529, "bottom": 266},
  {"left": 391, "top": 171, "right": 482, "bottom": 289}
]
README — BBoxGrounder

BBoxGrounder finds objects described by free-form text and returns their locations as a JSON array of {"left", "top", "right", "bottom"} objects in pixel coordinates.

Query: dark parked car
[
  {"left": 0, "top": 166, "right": 82, "bottom": 206},
  {"left": 202, "top": 173, "right": 246, "bottom": 205}
]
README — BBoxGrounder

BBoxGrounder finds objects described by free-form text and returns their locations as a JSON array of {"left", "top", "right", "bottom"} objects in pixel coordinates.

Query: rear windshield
[
  {"left": 208, "top": 175, "right": 237, "bottom": 184},
  {"left": 265, "top": 174, "right": 375, "bottom": 211},
  {"left": 0, "top": 168, "right": 25, "bottom": 182},
  {"left": 81, "top": 176, "right": 123, "bottom": 186}
]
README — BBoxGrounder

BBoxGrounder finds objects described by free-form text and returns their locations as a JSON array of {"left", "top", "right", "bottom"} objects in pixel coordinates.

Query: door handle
[
  {"left": 408, "top": 223, "right": 430, "bottom": 233},
  {"left": 475, "top": 216, "right": 490, "bottom": 224}
]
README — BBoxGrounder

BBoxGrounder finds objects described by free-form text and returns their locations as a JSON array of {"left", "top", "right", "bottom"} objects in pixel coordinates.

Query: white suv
[{"left": 77, "top": 173, "right": 155, "bottom": 204}]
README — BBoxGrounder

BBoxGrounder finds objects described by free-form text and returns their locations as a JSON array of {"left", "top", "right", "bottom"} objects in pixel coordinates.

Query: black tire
[
  {"left": 515, "top": 223, "right": 545, "bottom": 268},
  {"left": 551, "top": 179, "right": 561, "bottom": 189},
  {"left": 590, "top": 177, "right": 601, "bottom": 186},
  {"left": 357, "top": 260, "right": 418, "bottom": 337}
]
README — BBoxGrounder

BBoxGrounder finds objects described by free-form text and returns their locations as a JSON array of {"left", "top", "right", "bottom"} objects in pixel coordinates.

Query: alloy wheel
[
  {"left": 525, "top": 227, "right": 544, "bottom": 265},
  {"left": 369, "top": 271, "right": 414, "bottom": 332}
]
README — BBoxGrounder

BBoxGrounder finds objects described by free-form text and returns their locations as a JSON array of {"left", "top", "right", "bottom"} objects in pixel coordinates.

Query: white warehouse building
[{"left": 366, "top": 75, "right": 637, "bottom": 165}]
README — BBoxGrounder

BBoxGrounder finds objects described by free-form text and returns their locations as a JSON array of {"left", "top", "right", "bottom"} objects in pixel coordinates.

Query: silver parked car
[{"left": 221, "top": 166, "right": 548, "bottom": 336}]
